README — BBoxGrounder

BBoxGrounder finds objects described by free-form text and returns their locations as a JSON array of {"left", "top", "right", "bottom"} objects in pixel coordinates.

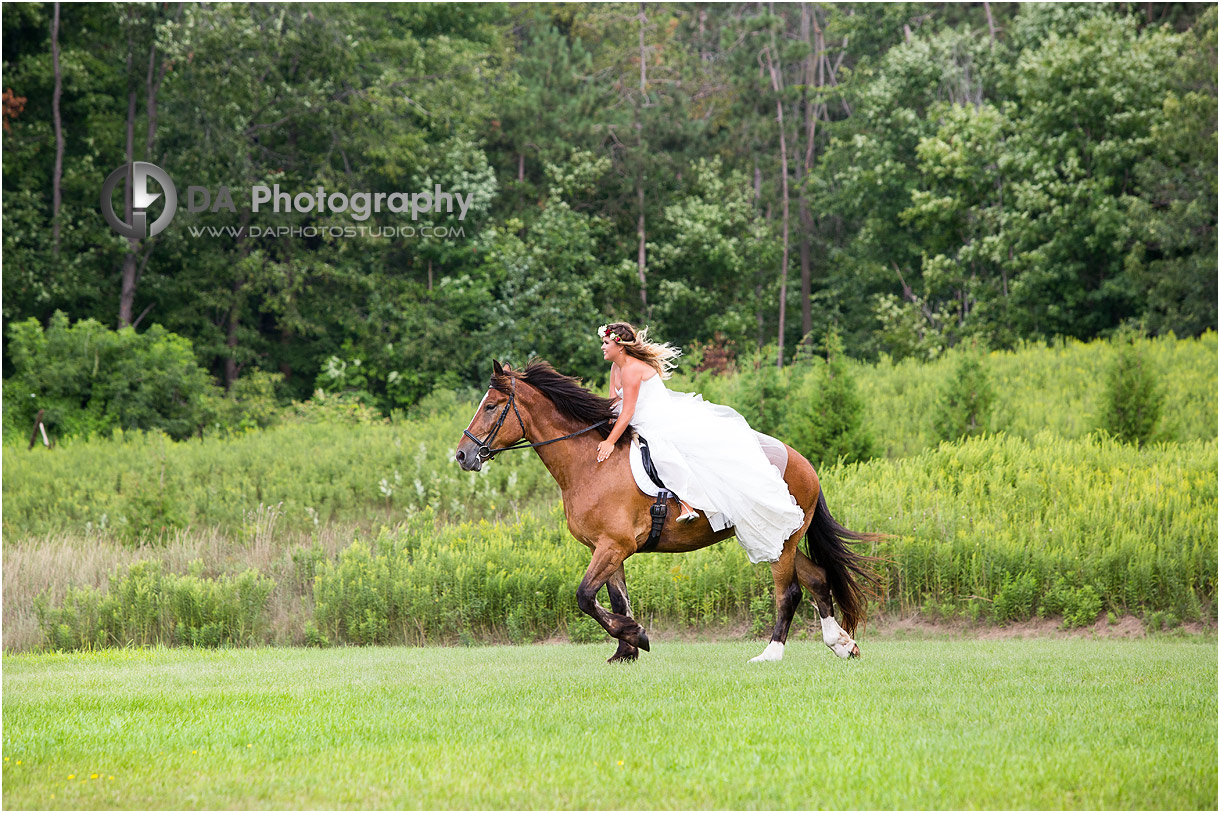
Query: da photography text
[
  {"left": 189, "top": 184, "right": 476, "bottom": 221},
  {"left": 101, "top": 161, "right": 478, "bottom": 242}
]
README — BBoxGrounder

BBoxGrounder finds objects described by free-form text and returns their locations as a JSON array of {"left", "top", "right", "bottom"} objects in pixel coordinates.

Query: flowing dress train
[{"left": 616, "top": 375, "right": 804, "bottom": 563}]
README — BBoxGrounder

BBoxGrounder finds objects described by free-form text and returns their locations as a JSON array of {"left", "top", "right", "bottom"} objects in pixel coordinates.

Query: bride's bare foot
[{"left": 676, "top": 500, "right": 699, "bottom": 523}]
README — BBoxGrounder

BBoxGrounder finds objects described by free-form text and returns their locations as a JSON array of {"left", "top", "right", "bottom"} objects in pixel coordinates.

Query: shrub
[
  {"left": 33, "top": 560, "right": 275, "bottom": 650},
  {"left": 209, "top": 370, "right": 285, "bottom": 432},
  {"left": 933, "top": 347, "right": 995, "bottom": 441},
  {"left": 783, "top": 330, "right": 875, "bottom": 466},
  {"left": 728, "top": 344, "right": 788, "bottom": 438},
  {"left": 1098, "top": 332, "right": 1163, "bottom": 446},
  {"left": 5, "top": 311, "right": 217, "bottom": 440}
]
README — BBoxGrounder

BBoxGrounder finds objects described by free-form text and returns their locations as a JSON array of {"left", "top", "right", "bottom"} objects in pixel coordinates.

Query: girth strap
[{"left": 637, "top": 436, "right": 672, "bottom": 554}]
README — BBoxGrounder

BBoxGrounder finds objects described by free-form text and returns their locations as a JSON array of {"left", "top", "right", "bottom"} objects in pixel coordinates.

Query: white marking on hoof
[
  {"left": 821, "top": 616, "right": 859, "bottom": 660},
  {"left": 749, "top": 641, "right": 785, "bottom": 663}
]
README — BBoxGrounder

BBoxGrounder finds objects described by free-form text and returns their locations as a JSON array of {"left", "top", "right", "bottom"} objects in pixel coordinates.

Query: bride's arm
[{"left": 604, "top": 366, "right": 642, "bottom": 444}]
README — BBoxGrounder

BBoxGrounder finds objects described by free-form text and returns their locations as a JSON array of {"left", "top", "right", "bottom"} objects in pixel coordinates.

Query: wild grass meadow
[{"left": 4, "top": 334, "right": 1215, "bottom": 652}]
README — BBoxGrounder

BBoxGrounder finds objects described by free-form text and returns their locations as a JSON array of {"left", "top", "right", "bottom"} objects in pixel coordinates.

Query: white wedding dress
[{"left": 615, "top": 375, "right": 805, "bottom": 563}]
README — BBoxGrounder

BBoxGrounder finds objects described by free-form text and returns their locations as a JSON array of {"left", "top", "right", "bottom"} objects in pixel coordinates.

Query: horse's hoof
[
  {"left": 748, "top": 641, "right": 785, "bottom": 662},
  {"left": 623, "top": 625, "right": 650, "bottom": 652},
  {"left": 608, "top": 640, "right": 639, "bottom": 663},
  {"left": 827, "top": 639, "right": 859, "bottom": 659},
  {"left": 821, "top": 616, "right": 859, "bottom": 660}
]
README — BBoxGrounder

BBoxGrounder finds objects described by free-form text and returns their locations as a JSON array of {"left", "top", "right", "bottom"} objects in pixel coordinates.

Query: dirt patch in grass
[
  {"left": 838, "top": 613, "right": 1214, "bottom": 641},
  {"left": 561, "top": 614, "right": 1217, "bottom": 647}
]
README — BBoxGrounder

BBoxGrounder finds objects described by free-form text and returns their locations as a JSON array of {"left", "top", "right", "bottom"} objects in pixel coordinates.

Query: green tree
[
  {"left": 783, "top": 330, "right": 874, "bottom": 466},
  {"left": 933, "top": 347, "right": 995, "bottom": 441},
  {"left": 1098, "top": 332, "right": 1163, "bottom": 446},
  {"left": 6, "top": 311, "right": 216, "bottom": 439},
  {"left": 1124, "top": 6, "right": 1217, "bottom": 337}
]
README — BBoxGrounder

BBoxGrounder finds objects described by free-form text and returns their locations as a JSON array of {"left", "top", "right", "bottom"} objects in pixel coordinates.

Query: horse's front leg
[
  {"left": 577, "top": 541, "right": 650, "bottom": 653},
  {"left": 606, "top": 564, "right": 639, "bottom": 663}
]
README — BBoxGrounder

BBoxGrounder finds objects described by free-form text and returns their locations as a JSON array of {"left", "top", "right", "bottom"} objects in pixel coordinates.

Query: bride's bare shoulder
[{"left": 619, "top": 360, "right": 650, "bottom": 383}]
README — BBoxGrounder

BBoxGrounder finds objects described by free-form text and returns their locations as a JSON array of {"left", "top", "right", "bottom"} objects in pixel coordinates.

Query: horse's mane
[{"left": 491, "top": 359, "right": 629, "bottom": 446}]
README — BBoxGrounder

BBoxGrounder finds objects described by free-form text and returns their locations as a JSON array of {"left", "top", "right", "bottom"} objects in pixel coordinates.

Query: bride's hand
[{"left": 596, "top": 440, "right": 615, "bottom": 462}]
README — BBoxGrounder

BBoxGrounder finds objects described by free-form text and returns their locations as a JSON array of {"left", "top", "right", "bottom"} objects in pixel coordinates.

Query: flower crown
[{"left": 597, "top": 324, "right": 624, "bottom": 344}]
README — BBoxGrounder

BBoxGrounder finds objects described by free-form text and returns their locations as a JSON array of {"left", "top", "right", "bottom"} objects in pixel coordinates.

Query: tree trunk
[
  {"left": 118, "top": 44, "right": 138, "bottom": 328},
  {"left": 635, "top": 3, "right": 649, "bottom": 316},
  {"left": 224, "top": 277, "right": 241, "bottom": 391},
  {"left": 799, "top": 198, "right": 812, "bottom": 340},
  {"left": 637, "top": 179, "right": 648, "bottom": 314},
  {"left": 983, "top": 2, "right": 997, "bottom": 46},
  {"left": 698, "top": 4, "right": 708, "bottom": 63},
  {"left": 51, "top": 2, "right": 63, "bottom": 255},
  {"left": 118, "top": 7, "right": 175, "bottom": 327},
  {"left": 223, "top": 213, "right": 254, "bottom": 390},
  {"left": 798, "top": 2, "right": 819, "bottom": 340},
  {"left": 764, "top": 33, "right": 790, "bottom": 368},
  {"left": 638, "top": 3, "right": 647, "bottom": 95}
]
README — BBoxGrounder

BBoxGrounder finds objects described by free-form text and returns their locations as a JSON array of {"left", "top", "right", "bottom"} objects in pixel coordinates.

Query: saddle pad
[{"left": 627, "top": 430, "right": 790, "bottom": 501}]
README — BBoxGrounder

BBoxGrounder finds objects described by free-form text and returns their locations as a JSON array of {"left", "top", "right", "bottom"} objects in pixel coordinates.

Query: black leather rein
[{"left": 463, "top": 375, "right": 609, "bottom": 461}]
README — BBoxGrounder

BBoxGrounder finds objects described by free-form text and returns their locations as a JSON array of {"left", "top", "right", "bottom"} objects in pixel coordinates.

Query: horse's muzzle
[{"left": 455, "top": 446, "right": 482, "bottom": 472}]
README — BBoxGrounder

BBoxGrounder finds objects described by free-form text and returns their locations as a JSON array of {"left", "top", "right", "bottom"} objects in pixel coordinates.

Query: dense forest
[{"left": 3, "top": 2, "right": 1215, "bottom": 416}]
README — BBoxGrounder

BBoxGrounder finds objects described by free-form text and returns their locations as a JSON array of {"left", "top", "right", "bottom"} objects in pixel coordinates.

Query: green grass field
[{"left": 3, "top": 638, "right": 1215, "bottom": 809}]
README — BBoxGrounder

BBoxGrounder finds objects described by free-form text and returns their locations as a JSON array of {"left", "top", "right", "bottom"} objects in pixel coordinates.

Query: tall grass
[
  {"left": 2, "top": 409, "right": 556, "bottom": 540},
  {"left": 4, "top": 333, "right": 1214, "bottom": 541},
  {"left": 672, "top": 331, "right": 1217, "bottom": 457},
  {"left": 15, "top": 434, "right": 1215, "bottom": 651}
]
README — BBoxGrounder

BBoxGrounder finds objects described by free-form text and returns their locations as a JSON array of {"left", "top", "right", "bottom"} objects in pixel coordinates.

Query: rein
[{"left": 463, "top": 375, "right": 609, "bottom": 461}]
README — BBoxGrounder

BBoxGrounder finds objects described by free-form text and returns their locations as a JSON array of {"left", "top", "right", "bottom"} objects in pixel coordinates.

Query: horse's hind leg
[
  {"left": 795, "top": 551, "right": 860, "bottom": 659},
  {"left": 577, "top": 541, "right": 650, "bottom": 654},
  {"left": 749, "top": 533, "right": 802, "bottom": 663},
  {"left": 606, "top": 565, "right": 639, "bottom": 663}
]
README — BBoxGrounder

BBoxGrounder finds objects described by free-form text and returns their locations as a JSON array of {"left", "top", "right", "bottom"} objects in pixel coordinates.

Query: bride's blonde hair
[{"left": 600, "top": 321, "right": 681, "bottom": 380}]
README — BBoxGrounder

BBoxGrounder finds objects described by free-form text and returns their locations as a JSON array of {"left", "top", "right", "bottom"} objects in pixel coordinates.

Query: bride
[{"left": 593, "top": 321, "right": 805, "bottom": 564}]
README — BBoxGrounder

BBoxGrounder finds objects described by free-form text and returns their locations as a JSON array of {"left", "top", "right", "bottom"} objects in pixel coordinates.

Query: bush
[
  {"left": 783, "top": 330, "right": 875, "bottom": 466},
  {"left": 1098, "top": 332, "right": 1163, "bottom": 446},
  {"left": 33, "top": 560, "right": 275, "bottom": 650},
  {"left": 5, "top": 311, "right": 217, "bottom": 440},
  {"left": 728, "top": 344, "right": 788, "bottom": 438},
  {"left": 283, "top": 388, "right": 387, "bottom": 426},
  {"left": 933, "top": 347, "right": 995, "bottom": 441},
  {"left": 208, "top": 370, "right": 285, "bottom": 432}
]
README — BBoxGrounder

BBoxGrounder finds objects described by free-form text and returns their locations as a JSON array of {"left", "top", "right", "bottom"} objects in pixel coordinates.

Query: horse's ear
[{"left": 492, "top": 359, "right": 504, "bottom": 377}]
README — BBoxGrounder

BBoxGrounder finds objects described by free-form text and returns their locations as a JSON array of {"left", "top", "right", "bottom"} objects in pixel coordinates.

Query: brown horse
[{"left": 454, "top": 359, "right": 880, "bottom": 663}]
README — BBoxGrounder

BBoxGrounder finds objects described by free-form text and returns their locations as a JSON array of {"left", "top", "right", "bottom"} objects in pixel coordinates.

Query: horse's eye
[{"left": 485, "top": 404, "right": 496, "bottom": 411}]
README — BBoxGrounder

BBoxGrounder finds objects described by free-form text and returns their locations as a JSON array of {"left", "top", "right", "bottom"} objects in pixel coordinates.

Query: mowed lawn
[{"left": 2, "top": 638, "right": 1215, "bottom": 810}]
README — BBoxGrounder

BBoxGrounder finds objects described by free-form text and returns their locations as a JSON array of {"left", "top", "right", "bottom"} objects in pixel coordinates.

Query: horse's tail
[{"left": 806, "top": 490, "right": 882, "bottom": 636}]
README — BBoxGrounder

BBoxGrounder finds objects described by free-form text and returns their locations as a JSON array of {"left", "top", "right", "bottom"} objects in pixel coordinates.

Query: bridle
[{"left": 462, "top": 374, "right": 609, "bottom": 462}]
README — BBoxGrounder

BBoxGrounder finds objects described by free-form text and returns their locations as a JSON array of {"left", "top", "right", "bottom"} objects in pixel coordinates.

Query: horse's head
[{"left": 455, "top": 360, "right": 526, "bottom": 472}]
